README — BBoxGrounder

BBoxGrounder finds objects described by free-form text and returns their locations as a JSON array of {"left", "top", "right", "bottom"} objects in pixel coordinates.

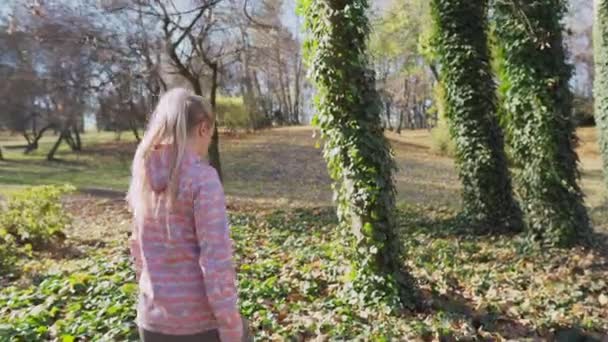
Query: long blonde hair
[{"left": 127, "top": 88, "right": 213, "bottom": 229}]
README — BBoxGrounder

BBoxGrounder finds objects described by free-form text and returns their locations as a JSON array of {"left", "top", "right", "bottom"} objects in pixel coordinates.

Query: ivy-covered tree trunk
[
  {"left": 299, "top": 0, "right": 411, "bottom": 306},
  {"left": 595, "top": 0, "right": 608, "bottom": 193},
  {"left": 430, "top": 0, "right": 520, "bottom": 231},
  {"left": 493, "top": 0, "right": 591, "bottom": 246}
]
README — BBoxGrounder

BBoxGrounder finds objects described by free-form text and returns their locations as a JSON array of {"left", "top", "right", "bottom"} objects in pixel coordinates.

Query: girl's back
[{"left": 128, "top": 88, "right": 244, "bottom": 341}]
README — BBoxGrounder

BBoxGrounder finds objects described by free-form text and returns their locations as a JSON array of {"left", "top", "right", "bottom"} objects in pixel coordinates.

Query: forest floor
[{"left": 0, "top": 127, "right": 607, "bottom": 341}]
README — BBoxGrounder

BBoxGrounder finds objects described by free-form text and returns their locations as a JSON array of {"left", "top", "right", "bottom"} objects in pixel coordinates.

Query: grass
[
  {"left": 0, "top": 126, "right": 607, "bottom": 340},
  {"left": 0, "top": 132, "right": 136, "bottom": 194}
]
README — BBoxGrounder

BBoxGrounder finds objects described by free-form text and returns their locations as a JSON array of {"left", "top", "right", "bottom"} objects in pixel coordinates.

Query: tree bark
[
  {"left": 275, "top": 38, "right": 291, "bottom": 123},
  {"left": 208, "top": 63, "right": 223, "bottom": 182},
  {"left": 131, "top": 122, "right": 141, "bottom": 142},
  {"left": 73, "top": 126, "right": 82, "bottom": 151},
  {"left": 47, "top": 131, "right": 66, "bottom": 161},
  {"left": 595, "top": 0, "right": 608, "bottom": 193},
  {"left": 24, "top": 124, "right": 53, "bottom": 154},
  {"left": 293, "top": 54, "right": 303, "bottom": 124},
  {"left": 397, "top": 110, "right": 405, "bottom": 134},
  {"left": 397, "top": 78, "right": 411, "bottom": 134},
  {"left": 385, "top": 100, "right": 393, "bottom": 131}
]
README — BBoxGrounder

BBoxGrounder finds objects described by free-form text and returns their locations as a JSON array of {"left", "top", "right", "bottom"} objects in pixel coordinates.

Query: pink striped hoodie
[{"left": 129, "top": 146, "right": 242, "bottom": 341}]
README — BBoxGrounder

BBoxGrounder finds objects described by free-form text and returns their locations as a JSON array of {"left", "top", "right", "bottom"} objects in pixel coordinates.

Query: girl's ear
[
  {"left": 197, "top": 122, "right": 205, "bottom": 137},
  {"left": 199, "top": 121, "right": 209, "bottom": 137}
]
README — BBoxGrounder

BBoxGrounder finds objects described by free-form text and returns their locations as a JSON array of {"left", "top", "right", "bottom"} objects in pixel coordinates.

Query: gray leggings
[
  {"left": 139, "top": 328, "right": 221, "bottom": 342},
  {"left": 139, "top": 319, "right": 252, "bottom": 342}
]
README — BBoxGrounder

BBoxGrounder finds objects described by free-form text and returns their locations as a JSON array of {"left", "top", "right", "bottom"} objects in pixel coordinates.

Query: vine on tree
[
  {"left": 493, "top": 0, "right": 591, "bottom": 246},
  {"left": 298, "top": 0, "right": 412, "bottom": 308},
  {"left": 430, "top": 0, "right": 521, "bottom": 232}
]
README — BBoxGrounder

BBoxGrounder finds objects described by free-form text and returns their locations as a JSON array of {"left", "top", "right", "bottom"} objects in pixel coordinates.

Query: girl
[{"left": 127, "top": 88, "right": 247, "bottom": 342}]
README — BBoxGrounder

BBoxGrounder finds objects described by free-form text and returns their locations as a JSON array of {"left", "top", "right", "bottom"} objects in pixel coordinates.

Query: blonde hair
[{"left": 127, "top": 88, "right": 213, "bottom": 230}]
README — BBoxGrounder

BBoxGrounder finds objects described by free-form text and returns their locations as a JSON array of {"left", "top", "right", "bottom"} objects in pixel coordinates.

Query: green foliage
[
  {"left": 0, "top": 229, "right": 19, "bottom": 273},
  {"left": 299, "top": 0, "right": 410, "bottom": 307},
  {"left": 493, "top": 0, "right": 591, "bottom": 246},
  {"left": 0, "top": 185, "right": 74, "bottom": 249},
  {"left": 400, "top": 205, "right": 608, "bottom": 337},
  {"left": 216, "top": 95, "right": 272, "bottom": 132},
  {"left": 2, "top": 208, "right": 606, "bottom": 340},
  {"left": 216, "top": 96, "right": 250, "bottom": 131},
  {"left": 0, "top": 254, "right": 139, "bottom": 341},
  {"left": 430, "top": 0, "right": 520, "bottom": 230},
  {"left": 430, "top": 123, "right": 456, "bottom": 157},
  {"left": 369, "top": 0, "right": 429, "bottom": 64},
  {"left": 595, "top": 0, "right": 608, "bottom": 193}
]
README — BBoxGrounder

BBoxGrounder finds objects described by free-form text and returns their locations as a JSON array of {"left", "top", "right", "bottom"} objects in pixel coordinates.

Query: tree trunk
[
  {"left": 276, "top": 39, "right": 291, "bottom": 123},
  {"left": 432, "top": 0, "right": 521, "bottom": 231},
  {"left": 301, "top": 0, "right": 413, "bottom": 307},
  {"left": 47, "top": 131, "right": 66, "bottom": 161},
  {"left": 239, "top": 28, "right": 258, "bottom": 131},
  {"left": 595, "top": 0, "right": 608, "bottom": 193},
  {"left": 397, "top": 110, "right": 405, "bottom": 134},
  {"left": 208, "top": 63, "right": 223, "bottom": 182},
  {"left": 64, "top": 131, "right": 77, "bottom": 151},
  {"left": 32, "top": 113, "right": 38, "bottom": 137},
  {"left": 25, "top": 124, "right": 53, "bottom": 154},
  {"left": 0, "top": 146, "right": 4, "bottom": 161},
  {"left": 129, "top": 119, "right": 141, "bottom": 142},
  {"left": 494, "top": 0, "right": 590, "bottom": 245},
  {"left": 73, "top": 127, "right": 82, "bottom": 151},
  {"left": 385, "top": 101, "right": 393, "bottom": 131},
  {"left": 253, "top": 71, "right": 269, "bottom": 117},
  {"left": 397, "top": 78, "right": 410, "bottom": 134},
  {"left": 293, "top": 54, "right": 303, "bottom": 125}
]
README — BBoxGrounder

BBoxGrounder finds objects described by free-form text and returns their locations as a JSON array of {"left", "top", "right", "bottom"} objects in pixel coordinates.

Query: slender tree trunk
[
  {"left": 276, "top": 40, "right": 291, "bottom": 123},
  {"left": 494, "top": 0, "right": 590, "bottom": 245},
  {"left": 284, "top": 68, "right": 294, "bottom": 124},
  {"left": 595, "top": 0, "right": 608, "bottom": 193},
  {"left": 23, "top": 133, "right": 33, "bottom": 146},
  {"left": 397, "top": 110, "right": 405, "bottom": 134},
  {"left": 208, "top": 63, "right": 223, "bottom": 182},
  {"left": 0, "top": 146, "right": 4, "bottom": 161},
  {"left": 47, "top": 131, "right": 66, "bottom": 161},
  {"left": 239, "top": 28, "right": 258, "bottom": 130},
  {"left": 293, "top": 54, "right": 303, "bottom": 124},
  {"left": 253, "top": 71, "right": 269, "bottom": 116},
  {"left": 397, "top": 78, "right": 410, "bottom": 134},
  {"left": 385, "top": 101, "right": 393, "bottom": 131},
  {"left": 73, "top": 127, "right": 82, "bottom": 151},
  {"left": 432, "top": 0, "right": 521, "bottom": 231},
  {"left": 24, "top": 124, "right": 53, "bottom": 154},
  {"left": 64, "top": 131, "right": 77, "bottom": 151},
  {"left": 32, "top": 113, "right": 38, "bottom": 137}
]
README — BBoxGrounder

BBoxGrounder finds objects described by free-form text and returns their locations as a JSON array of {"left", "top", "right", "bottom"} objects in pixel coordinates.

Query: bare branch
[{"left": 243, "top": 0, "right": 279, "bottom": 31}]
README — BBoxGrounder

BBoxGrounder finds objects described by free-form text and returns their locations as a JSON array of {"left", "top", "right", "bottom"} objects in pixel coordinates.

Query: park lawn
[
  {"left": 0, "top": 132, "right": 136, "bottom": 194},
  {"left": 0, "top": 127, "right": 607, "bottom": 340}
]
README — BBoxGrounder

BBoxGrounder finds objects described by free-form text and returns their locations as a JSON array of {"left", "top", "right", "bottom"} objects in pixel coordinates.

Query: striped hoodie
[{"left": 129, "top": 146, "right": 242, "bottom": 341}]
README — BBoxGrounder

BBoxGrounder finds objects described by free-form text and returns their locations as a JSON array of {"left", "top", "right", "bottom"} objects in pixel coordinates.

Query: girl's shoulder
[{"left": 187, "top": 160, "right": 221, "bottom": 189}]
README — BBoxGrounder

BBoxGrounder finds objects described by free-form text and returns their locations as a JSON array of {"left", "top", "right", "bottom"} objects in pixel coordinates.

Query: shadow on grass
[
  {"left": 396, "top": 205, "right": 523, "bottom": 239},
  {"left": 396, "top": 205, "right": 608, "bottom": 340},
  {"left": 79, "top": 188, "right": 126, "bottom": 199}
]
